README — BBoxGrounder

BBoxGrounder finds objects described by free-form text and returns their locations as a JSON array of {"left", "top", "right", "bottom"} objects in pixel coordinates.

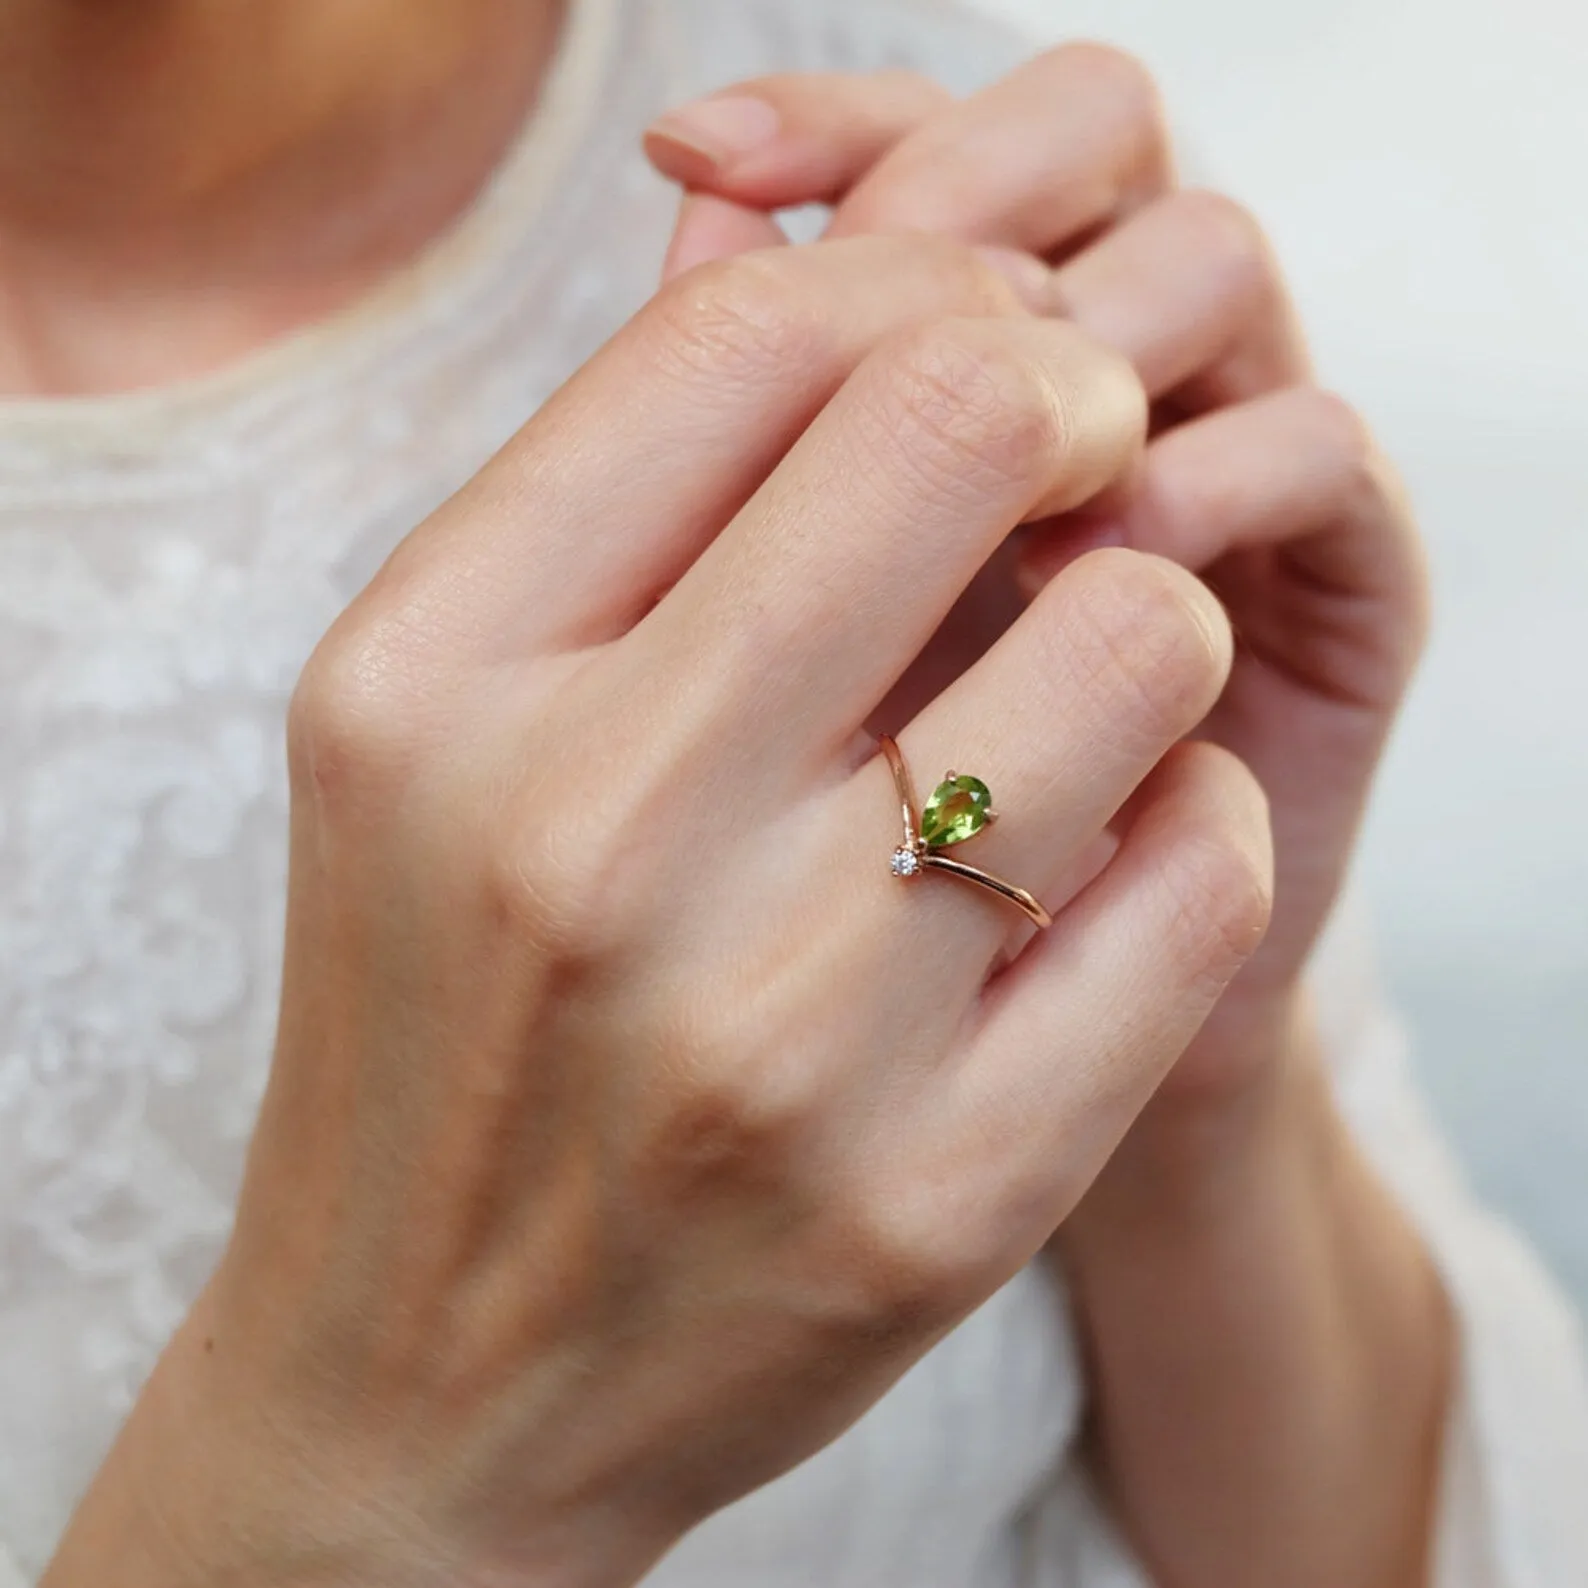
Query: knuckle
[
  {"left": 1302, "top": 388, "right": 1433, "bottom": 669},
  {"left": 895, "top": 231, "right": 1034, "bottom": 317},
  {"left": 1159, "top": 760, "right": 1275, "bottom": 994},
  {"left": 1046, "top": 41, "right": 1168, "bottom": 152},
  {"left": 654, "top": 251, "right": 830, "bottom": 389},
  {"left": 483, "top": 685, "right": 688, "bottom": 958},
  {"left": 1305, "top": 387, "right": 1378, "bottom": 478},
  {"left": 484, "top": 782, "right": 649, "bottom": 966},
  {"left": 876, "top": 321, "right": 1069, "bottom": 499},
  {"left": 484, "top": 704, "right": 731, "bottom": 963},
  {"left": 286, "top": 613, "right": 433, "bottom": 795},
  {"left": 1046, "top": 41, "right": 1161, "bottom": 111},
  {"left": 1312, "top": 388, "right": 1413, "bottom": 525},
  {"left": 641, "top": 1013, "right": 820, "bottom": 1194},
  {"left": 1393, "top": 518, "right": 1434, "bottom": 665},
  {"left": 1062, "top": 550, "right": 1232, "bottom": 745},
  {"left": 1172, "top": 188, "right": 1276, "bottom": 303},
  {"left": 834, "top": 1178, "right": 977, "bottom": 1327}
]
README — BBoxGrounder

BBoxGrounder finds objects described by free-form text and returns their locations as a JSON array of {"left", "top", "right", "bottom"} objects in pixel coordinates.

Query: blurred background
[{"left": 978, "top": 0, "right": 1588, "bottom": 1303}]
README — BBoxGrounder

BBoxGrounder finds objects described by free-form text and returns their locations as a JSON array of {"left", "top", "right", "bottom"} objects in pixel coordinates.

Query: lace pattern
[
  {"left": 4, "top": 1, "right": 1582, "bottom": 1582},
  {"left": 0, "top": 1, "right": 1078, "bottom": 1578}
]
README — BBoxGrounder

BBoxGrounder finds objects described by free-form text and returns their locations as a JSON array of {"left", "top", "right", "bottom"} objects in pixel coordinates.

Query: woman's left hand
[
  {"left": 643, "top": 46, "right": 1430, "bottom": 1107},
  {"left": 645, "top": 51, "right": 1450, "bottom": 1588}
]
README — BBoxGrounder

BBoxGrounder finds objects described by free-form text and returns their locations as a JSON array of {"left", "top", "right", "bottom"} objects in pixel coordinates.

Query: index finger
[{"left": 359, "top": 236, "right": 1030, "bottom": 663}]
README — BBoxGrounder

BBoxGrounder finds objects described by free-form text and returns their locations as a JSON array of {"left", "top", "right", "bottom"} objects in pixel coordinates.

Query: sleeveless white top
[{"left": 0, "top": 0, "right": 1583, "bottom": 1581}]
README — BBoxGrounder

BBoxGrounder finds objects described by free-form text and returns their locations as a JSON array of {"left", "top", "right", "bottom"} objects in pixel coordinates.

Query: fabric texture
[{"left": 0, "top": 0, "right": 1582, "bottom": 1582}]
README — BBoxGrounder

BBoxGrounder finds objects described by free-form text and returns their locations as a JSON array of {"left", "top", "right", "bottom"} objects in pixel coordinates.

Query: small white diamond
[{"left": 891, "top": 847, "right": 921, "bottom": 877}]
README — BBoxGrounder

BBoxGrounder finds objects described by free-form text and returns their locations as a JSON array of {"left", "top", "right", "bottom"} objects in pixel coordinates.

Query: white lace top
[{"left": 0, "top": 0, "right": 1584, "bottom": 1582}]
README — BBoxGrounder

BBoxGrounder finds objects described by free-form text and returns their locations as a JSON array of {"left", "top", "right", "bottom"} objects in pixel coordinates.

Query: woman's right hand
[{"left": 45, "top": 236, "right": 1272, "bottom": 1588}]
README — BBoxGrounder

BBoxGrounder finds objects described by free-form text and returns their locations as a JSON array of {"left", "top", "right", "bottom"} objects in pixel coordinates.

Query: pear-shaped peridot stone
[{"left": 920, "top": 774, "right": 993, "bottom": 849}]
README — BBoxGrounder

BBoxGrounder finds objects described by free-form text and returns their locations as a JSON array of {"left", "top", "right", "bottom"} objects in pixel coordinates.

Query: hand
[
  {"left": 644, "top": 56, "right": 1448, "bottom": 1588},
  {"left": 45, "top": 236, "right": 1273, "bottom": 1588},
  {"left": 645, "top": 46, "right": 1429, "bottom": 1105}
]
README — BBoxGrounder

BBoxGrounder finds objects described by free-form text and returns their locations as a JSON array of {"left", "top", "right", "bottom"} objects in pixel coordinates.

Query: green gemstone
[{"left": 920, "top": 774, "right": 993, "bottom": 848}]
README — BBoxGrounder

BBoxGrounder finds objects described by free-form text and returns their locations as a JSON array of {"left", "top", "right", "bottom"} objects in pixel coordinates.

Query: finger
[
  {"left": 836, "top": 550, "right": 1232, "bottom": 994},
  {"left": 644, "top": 70, "right": 952, "bottom": 207},
  {"left": 1018, "top": 388, "right": 1427, "bottom": 705},
  {"left": 374, "top": 237, "right": 1030, "bottom": 660},
  {"left": 659, "top": 199, "right": 1051, "bottom": 314},
  {"left": 938, "top": 740, "right": 1272, "bottom": 1231},
  {"left": 637, "top": 316, "right": 1147, "bottom": 758},
  {"left": 825, "top": 45, "right": 1174, "bottom": 253},
  {"left": 662, "top": 192, "right": 785, "bottom": 281},
  {"left": 1038, "top": 188, "right": 1311, "bottom": 407}
]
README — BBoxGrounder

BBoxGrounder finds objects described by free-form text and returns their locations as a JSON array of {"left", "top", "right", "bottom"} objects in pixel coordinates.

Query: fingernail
[
  {"left": 973, "top": 245, "right": 1056, "bottom": 313},
  {"left": 644, "top": 95, "right": 783, "bottom": 180}
]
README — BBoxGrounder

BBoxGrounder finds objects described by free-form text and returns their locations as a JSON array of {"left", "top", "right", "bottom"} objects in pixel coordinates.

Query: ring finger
[{"left": 831, "top": 546, "right": 1233, "bottom": 997}]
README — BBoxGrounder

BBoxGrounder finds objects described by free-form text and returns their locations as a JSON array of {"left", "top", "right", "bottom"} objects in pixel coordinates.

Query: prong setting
[
  {"left": 890, "top": 845, "right": 923, "bottom": 878},
  {"left": 877, "top": 736, "right": 1051, "bottom": 930}
]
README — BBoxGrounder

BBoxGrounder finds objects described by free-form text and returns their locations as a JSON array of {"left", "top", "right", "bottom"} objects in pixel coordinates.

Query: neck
[{"left": 0, "top": 0, "right": 567, "bottom": 396}]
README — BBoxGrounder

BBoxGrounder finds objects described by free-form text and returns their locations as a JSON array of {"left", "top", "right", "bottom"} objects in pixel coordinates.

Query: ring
[{"left": 879, "top": 736, "right": 1053, "bottom": 931}]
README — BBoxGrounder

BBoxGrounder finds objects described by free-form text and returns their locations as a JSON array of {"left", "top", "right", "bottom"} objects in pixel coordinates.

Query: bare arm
[
  {"left": 647, "top": 50, "right": 1449, "bottom": 1583},
  {"left": 1058, "top": 1003, "right": 1451, "bottom": 1588}
]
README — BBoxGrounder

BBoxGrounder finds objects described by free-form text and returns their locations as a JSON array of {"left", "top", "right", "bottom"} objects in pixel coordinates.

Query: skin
[
  {"left": 9, "top": 7, "right": 1447, "bottom": 1588},
  {"left": 0, "top": 0, "right": 564, "bottom": 393},
  {"left": 46, "top": 237, "right": 1271, "bottom": 1588},
  {"left": 646, "top": 52, "right": 1449, "bottom": 1587}
]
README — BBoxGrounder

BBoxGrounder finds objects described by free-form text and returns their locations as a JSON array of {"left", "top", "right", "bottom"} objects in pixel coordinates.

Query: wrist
[
  {"left": 43, "top": 1285, "right": 646, "bottom": 1588},
  {"left": 1065, "top": 987, "right": 1324, "bottom": 1242},
  {"left": 1055, "top": 1001, "right": 1454, "bottom": 1588},
  {"left": 1063, "top": 989, "right": 1452, "bottom": 1382},
  {"left": 43, "top": 1296, "right": 383, "bottom": 1588}
]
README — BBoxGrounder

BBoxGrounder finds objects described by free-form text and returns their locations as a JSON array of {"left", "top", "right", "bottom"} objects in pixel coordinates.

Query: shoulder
[{"left": 645, "top": 0, "right": 1040, "bottom": 99}]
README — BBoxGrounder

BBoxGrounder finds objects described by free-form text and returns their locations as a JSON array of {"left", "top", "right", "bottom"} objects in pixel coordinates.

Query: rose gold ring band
[{"left": 879, "top": 736, "right": 1052, "bottom": 931}]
